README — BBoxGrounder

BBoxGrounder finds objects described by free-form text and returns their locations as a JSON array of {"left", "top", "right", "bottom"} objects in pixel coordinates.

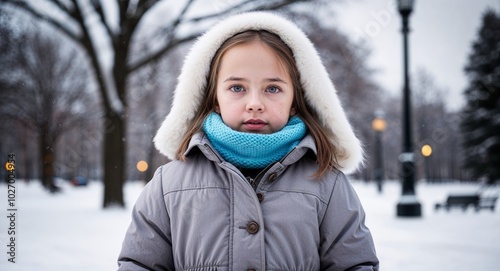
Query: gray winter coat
[{"left": 118, "top": 133, "right": 379, "bottom": 271}]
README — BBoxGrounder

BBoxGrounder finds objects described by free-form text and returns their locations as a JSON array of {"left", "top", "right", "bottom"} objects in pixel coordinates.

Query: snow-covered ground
[{"left": 0, "top": 179, "right": 498, "bottom": 270}]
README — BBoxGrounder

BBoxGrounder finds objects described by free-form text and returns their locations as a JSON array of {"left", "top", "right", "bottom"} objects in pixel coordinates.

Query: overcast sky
[{"left": 332, "top": 0, "right": 500, "bottom": 110}]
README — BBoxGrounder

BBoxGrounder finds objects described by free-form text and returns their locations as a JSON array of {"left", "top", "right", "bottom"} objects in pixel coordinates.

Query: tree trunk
[
  {"left": 102, "top": 109, "right": 126, "bottom": 207},
  {"left": 101, "top": 32, "right": 129, "bottom": 207},
  {"left": 39, "top": 126, "right": 59, "bottom": 193}
]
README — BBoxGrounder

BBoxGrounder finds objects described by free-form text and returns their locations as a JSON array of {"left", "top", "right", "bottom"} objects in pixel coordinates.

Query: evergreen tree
[{"left": 461, "top": 9, "right": 500, "bottom": 184}]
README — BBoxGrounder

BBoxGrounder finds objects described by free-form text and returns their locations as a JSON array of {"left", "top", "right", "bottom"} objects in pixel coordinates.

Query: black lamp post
[
  {"left": 396, "top": 0, "right": 422, "bottom": 217},
  {"left": 372, "top": 111, "right": 386, "bottom": 193}
]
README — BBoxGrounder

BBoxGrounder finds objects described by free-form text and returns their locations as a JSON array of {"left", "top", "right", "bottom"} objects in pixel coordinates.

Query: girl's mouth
[{"left": 243, "top": 119, "right": 267, "bottom": 131}]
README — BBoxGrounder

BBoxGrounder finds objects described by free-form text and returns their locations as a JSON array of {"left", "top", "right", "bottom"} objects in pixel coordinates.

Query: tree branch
[
  {"left": 127, "top": 0, "right": 305, "bottom": 73},
  {"left": 2, "top": 0, "right": 80, "bottom": 42},
  {"left": 68, "top": 0, "right": 111, "bottom": 110},
  {"left": 127, "top": 32, "right": 199, "bottom": 74},
  {"left": 123, "top": 0, "right": 160, "bottom": 40},
  {"left": 49, "top": 0, "right": 72, "bottom": 15},
  {"left": 184, "top": 0, "right": 304, "bottom": 23},
  {"left": 89, "top": 0, "right": 115, "bottom": 40},
  {"left": 185, "top": 0, "right": 255, "bottom": 23},
  {"left": 118, "top": 0, "right": 130, "bottom": 26},
  {"left": 172, "top": 0, "right": 196, "bottom": 27}
]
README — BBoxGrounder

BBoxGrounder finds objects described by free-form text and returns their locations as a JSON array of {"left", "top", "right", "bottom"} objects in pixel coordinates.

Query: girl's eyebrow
[
  {"left": 223, "top": 76, "right": 247, "bottom": 82},
  {"left": 266, "top": 77, "right": 288, "bottom": 84},
  {"left": 223, "top": 76, "right": 288, "bottom": 84}
]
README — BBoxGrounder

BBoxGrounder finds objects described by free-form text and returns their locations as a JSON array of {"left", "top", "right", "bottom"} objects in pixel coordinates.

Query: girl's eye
[
  {"left": 230, "top": 85, "right": 245, "bottom": 92},
  {"left": 266, "top": 86, "right": 281, "bottom": 94}
]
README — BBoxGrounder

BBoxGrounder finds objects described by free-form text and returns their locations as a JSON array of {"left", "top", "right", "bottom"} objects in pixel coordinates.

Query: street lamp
[
  {"left": 421, "top": 144, "right": 432, "bottom": 182},
  {"left": 136, "top": 160, "right": 149, "bottom": 182},
  {"left": 136, "top": 160, "right": 148, "bottom": 173},
  {"left": 396, "top": 0, "right": 422, "bottom": 217},
  {"left": 372, "top": 111, "right": 387, "bottom": 193}
]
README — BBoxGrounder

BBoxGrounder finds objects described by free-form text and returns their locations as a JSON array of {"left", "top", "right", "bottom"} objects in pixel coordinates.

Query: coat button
[
  {"left": 256, "top": 193, "right": 264, "bottom": 202},
  {"left": 268, "top": 173, "right": 277, "bottom": 183},
  {"left": 247, "top": 221, "right": 259, "bottom": 234}
]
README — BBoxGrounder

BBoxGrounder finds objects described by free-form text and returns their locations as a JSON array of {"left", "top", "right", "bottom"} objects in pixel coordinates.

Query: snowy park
[
  {"left": 1, "top": 1, "right": 499, "bottom": 270},
  {"left": 0, "top": 179, "right": 498, "bottom": 271}
]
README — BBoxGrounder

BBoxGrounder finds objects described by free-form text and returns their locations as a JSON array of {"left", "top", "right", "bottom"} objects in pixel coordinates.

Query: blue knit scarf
[{"left": 202, "top": 112, "right": 307, "bottom": 169}]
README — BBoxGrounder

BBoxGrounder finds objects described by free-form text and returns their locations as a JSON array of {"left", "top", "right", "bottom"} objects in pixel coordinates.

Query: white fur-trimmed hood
[{"left": 154, "top": 11, "right": 363, "bottom": 173}]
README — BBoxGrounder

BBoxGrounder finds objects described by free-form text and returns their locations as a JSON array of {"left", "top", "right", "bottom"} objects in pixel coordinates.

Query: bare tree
[
  {"left": 412, "top": 68, "right": 463, "bottom": 182},
  {"left": 1, "top": 0, "right": 329, "bottom": 207},
  {"left": 0, "top": 19, "right": 95, "bottom": 192}
]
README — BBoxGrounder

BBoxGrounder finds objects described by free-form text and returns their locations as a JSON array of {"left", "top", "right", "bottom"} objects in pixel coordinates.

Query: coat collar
[{"left": 187, "top": 132, "right": 317, "bottom": 167}]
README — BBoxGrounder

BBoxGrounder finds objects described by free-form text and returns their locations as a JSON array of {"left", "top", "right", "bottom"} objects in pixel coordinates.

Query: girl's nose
[{"left": 246, "top": 92, "right": 264, "bottom": 112}]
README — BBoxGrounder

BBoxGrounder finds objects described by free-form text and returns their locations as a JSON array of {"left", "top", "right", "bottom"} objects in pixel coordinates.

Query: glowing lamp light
[
  {"left": 397, "top": 0, "right": 415, "bottom": 15},
  {"left": 136, "top": 160, "right": 148, "bottom": 172},
  {"left": 5, "top": 161, "right": 15, "bottom": 171},
  {"left": 421, "top": 144, "right": 432, "bottom": 157},
  {"left": 372, "top": 117, "right": 387, "bottom": 132}
]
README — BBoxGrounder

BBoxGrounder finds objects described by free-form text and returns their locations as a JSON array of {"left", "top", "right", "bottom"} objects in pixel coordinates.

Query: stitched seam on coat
[
  {"left": 228, "top": 170, "right": 235, "bottom": 269},
  {"left": 318, "top": 170, "right": 341, "bottom": 227},
  {"left": 163, "top": 186, "right": 229, "bottom": 196},
  {"left": 158, "top": 166, "right": 174, "bottom": 261},
  {"left": 265, "top": 189, "right": 329, "bottom": 205}
]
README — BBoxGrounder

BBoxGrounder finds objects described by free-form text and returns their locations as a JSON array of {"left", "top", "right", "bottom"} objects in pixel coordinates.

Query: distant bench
[
  {"left": 435, "top": 194, "right": 497, "bottom": 212},
  {"left": 478, "top": 196, "right": 498, "bottom": 211}
]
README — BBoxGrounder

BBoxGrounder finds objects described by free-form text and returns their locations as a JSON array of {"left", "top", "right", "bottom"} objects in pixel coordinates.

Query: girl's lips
[{"left": 243, "top": 119, "right": 267, "bottom": 131}]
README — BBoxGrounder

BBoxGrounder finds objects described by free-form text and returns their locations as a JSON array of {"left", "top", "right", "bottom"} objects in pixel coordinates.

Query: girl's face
[{"left": 214, "top": 40, "right": 295, "bottom": 134}]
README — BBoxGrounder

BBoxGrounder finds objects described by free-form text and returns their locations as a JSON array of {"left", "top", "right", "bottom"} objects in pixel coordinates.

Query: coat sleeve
[
  {"left": 319, "top": 172, "right": 379, "bottom": 271},
  {"left": 118, "top": 166, "right": 174, "bottom": 271}
]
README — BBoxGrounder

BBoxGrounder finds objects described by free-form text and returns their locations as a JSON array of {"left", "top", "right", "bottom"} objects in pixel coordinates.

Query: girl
[{"left": 118, "top": 12, "right": 379, "bottom": 271}]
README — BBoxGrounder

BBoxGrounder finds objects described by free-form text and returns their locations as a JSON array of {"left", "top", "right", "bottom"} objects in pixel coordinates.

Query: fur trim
[{"left": 154, "top": 11, "right": 363, "bottom": 174}]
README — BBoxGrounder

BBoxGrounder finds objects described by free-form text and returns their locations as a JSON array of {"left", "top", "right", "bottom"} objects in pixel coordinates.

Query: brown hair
[{"left": 175, "top": 30, "right": 338, "bottom": 178}]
